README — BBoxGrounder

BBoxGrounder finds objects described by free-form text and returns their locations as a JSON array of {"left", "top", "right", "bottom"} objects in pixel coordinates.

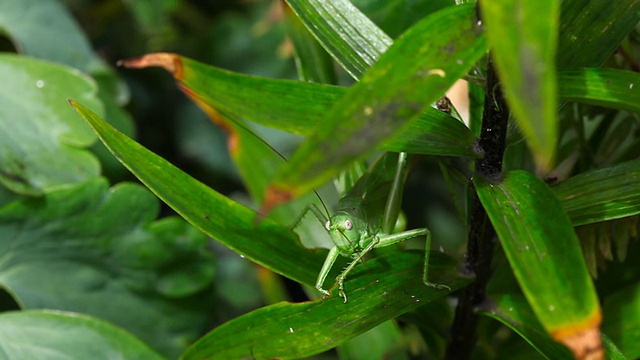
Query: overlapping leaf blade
[
  {"left": 481, "top": 294, "right": 626, "bottom": 359},
  {"left": 602, "top": 282, "right": 640, "bottom": 359},
  {"left": 70, "top": 101, "right": 328, "bottom": 287},
  {"left": 554, "top": 159, "right": 640, "bottom": 226},
  {"left": 480, "top": 0, "right": 559, "bottom": 172},
  {"left": 263, "top": 5, "right": 486, "bottom": 210},
  {"left": 120, "top": 54, "right": 477, "bottom": 158},
  {"left": 476, "top": 171, "right": 601, "bottom": 358},
  {"left": 284, "top": 0, "right": 391, "bottom": 80},
  {"left": 182, "top": 251, "right": 468, "bottom": 359},
  {"left": 558, "top": 69, "right": 640, "bottom": 113}
]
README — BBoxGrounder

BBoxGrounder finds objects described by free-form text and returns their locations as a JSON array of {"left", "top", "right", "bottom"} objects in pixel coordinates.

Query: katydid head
[{"left": 325, "top": 212, "right": 362, "bottom": 255}]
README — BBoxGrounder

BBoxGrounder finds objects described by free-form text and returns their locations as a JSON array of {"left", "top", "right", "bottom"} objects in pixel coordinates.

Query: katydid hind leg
[
  {"left": 375, "top": 228, "right": 451, "bottom": 291},
  {"left": 422, "top": 229, "right": 451, "bottom": 291}
]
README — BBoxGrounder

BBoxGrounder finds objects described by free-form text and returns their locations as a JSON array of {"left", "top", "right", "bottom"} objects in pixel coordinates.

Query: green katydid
[{"left": 299, "top": 151, "right": 451, "bottom": 303}]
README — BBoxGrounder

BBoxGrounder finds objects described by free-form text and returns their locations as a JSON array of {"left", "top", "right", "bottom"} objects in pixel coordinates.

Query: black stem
[{"left": 445, "top": 56, "right": 509, "bottom": 360}]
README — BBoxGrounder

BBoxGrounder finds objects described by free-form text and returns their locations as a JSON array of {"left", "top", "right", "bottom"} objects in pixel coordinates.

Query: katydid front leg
[{"left": 315, "top": 246, "right": 339, "bottom": 296}]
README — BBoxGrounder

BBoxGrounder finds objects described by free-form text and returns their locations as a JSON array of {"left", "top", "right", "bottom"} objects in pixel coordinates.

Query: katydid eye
[
  {"left": 344, "top": 220, "right": 353, "bottom": 230},
  {"left": 325, "top": 220, "right": 331, "bottom": 230}
]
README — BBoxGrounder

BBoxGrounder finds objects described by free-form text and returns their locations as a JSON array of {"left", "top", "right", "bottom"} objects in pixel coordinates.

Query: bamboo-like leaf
[
  {"left": 557, "top": 0, "right": 640, "bottom": 69},
  {"left": 476, "top": 171, "right": 602, "bottom": 359},
  {"left": 481, "top": 294, "right": 626, "bottom": 360},
  {"left": 119, "top": 53, "right": 478, "bottom": 158},
  {"left": 284, "top": 0, "right": 391, "bottom": 80},
  {"left": 554, "top": 159, "right": 640, "bottom": 226},
  {"left": 262, "top": 5, "right": 485, "bottom": 211},
  {"left": 282, "top": 1, "right": 338, "bottom": 84},
  {"left": 480, "top": 0, "right": 559, "bottom": 172},
  {"left": 182, "top": 251, "right": 468, "bottom": 359},
  {"left": 602, "top": 282, "right": 640, "bottom": 359},
  {"left": 69, "top": 101, "right": 328, "bottom": 287},
  {"left": 558, "top": 69, "right": 640, "bottom": 113}
]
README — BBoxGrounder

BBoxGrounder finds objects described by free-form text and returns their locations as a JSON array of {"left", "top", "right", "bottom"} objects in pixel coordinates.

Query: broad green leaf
[
  {"left": 0, "top": 310, "right": 164, "bottom": 360},
  {"left": 0, "top": 54, "right": 102, "bottom": 195},
  {"left": 481, "top": 294, "right": 626, "bottom": 360},
  {"left": 557, "top": 0, "right": 640, "bottom": 69},
  {"left": 182, "top": 251, "right": 469, "bottom": 360},
  {"left": 553, "top": 159, "right": 640, "bottom": 226},
  {"left": 120, "top": 53, "right": 478, "bottom": 157},
  {"left": 0, "top": 177, "right": 215, "bottom": 358},
  {"left": 285, "top": 0, "right": 392, "bottom": 80},
  {"left": 476, "top": 171, "right": 601, "bottom": 358},
  {"left": 480, "top": 0, "right": 559, "bottom": 172},
  {"left": 602, "top": 282, "right": 640, "bottom": 359},
  {"left": 0, "top": 0, "right": 109, "bottom": 76},
  {"left": 263, "top": 5, "right": 486, "bottom": 210},
  {"left": 69, "top": 101, "right": 330, "bottom": 287},
  {"left": 558, "top": 69, "right": 640, "bottom": 113}
]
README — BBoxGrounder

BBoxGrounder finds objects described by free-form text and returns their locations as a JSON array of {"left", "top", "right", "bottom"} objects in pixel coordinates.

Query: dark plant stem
[{"left": 445, "top": 56, "right": 509, "bottom": 360}]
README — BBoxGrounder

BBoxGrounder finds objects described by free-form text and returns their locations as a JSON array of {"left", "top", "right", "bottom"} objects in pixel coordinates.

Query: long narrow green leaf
[
  {"left": 69, "top": 101, "right": 327, "bottom": 287},
  {"left": 557, "top": 0, "right": 640, "bottom": 69},
  {"left": 558, "top": 69, "right": 640, "bottom": 113},
  {"left": 263, "top": 5, "right": 485, "bottom": 209},
  {"left": 480, "top": 0, "right": 559, "bottom": 172},
  {"left": 553, "top": 159, "right": 640, "bottom": 226},
  {"left": 602, "top": 282, "right": 640, "bottom": 359},
  {"left": 182, "top": 251, "right": 468, "bottom": 360},
  {"left": 480, "top": 294, "right": 576, "bottom": 359},
  {"left": 481, "top": 294, "right": 627, "bottom": 360},
  {"left": 284, "top": 0, "right": 391, "bottom": 80},
  {"left": 120, "top": 53, "right": 478, "bottom": 157},
  {"left": 282, "top": 2, "right": 337, "bottom": 84},
  {"left": 476, "top": 171, "right": 602, "bottom": 359}
]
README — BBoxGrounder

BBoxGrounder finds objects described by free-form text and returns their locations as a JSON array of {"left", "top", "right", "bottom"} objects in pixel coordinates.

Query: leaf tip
[
  {"left": 118, "top": 53, "right": 184, "bottom": 78},
  {"left": 551, "top": 310, "right": 603, "bottom": 360}
]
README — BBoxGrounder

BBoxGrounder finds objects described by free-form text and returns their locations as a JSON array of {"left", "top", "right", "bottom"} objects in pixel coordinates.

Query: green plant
[{"left": 2, "top": 0, "right": 640, "bottom": 359}]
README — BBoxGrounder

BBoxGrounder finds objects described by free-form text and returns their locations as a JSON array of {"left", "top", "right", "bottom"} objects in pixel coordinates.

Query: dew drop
[
  {"left": 630, "top": 83, "right": 635, "bottom": 89},
  {"left": 364, "top": 106, "right": 373, "bottom": 116},
  {"left": 289, "top": 327, "right": 294, "bottom": 333},
  {"left": 36, "top": 80, "right": 45, "bottom": 88},
  {"left": 549, "top": 305, "right": 555, "bottom": 311},
  {"left": 239, "top": 254, "right": 245, "bottom": 259}
]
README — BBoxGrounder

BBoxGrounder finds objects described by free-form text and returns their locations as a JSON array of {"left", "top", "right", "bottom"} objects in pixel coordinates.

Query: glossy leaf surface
[
  {"left": 182, "top": 251, "right": 468, "bottom": 360},
  {"left": 0, "top": 54, "right": 102, "bottom": 195},
  {"left": 264, "top": 5, "right": 486, "bottom": 210},
  {"left": 480, "top": 0, "right": 559, "bottom": 172},
  {"left": 476, "top": 171, "right": 601, "bottom": 358},
  {"left": 554, "top": 159, "right": 640, "bottom": 226},
  {"left": 0, "top": 310, "right": 164, "bottom": 360}
]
